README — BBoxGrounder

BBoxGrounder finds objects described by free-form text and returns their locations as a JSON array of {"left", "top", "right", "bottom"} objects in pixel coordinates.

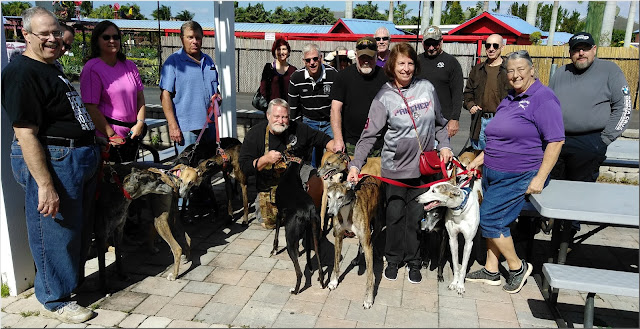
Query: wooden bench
[{"left": 542, "top": 263, "right": 639, "bottom": 328}]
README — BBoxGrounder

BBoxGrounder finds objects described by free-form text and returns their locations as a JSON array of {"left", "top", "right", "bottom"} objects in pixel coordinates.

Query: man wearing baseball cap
[
  {"left": 416, "top": 26, "right": 463, "bottom": 137},
  {"left": 549, "top": 32, "right": 632, "bottom": 233},
  {"left": 330, "top": 36, "right": 388, "bottom": 156}
]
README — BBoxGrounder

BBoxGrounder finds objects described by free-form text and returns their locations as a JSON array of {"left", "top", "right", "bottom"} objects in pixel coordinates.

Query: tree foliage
[
  {"left": 465, "top": 1, "right": 484, "bottom": 19},
  {"left": 536, "top": 3, "right": 567, "bottom": 31},
  {"left": 585, "top": 1, "right": 606, "bottom": 45},
  {"left": 353, "top": 1, "right": 387, "bottom": 21},
  {"left": 560, "top": 10, "right": 585, "bottom": 34},
  {"left": 389, "top": 3, "right": 418, "bottom": 25},
  {"left": 119, "top": 3, "right": 145, "bottom": 20},
  {"left": 1, "top": 1, "right": 31, "bottom": 16},
  {"left": 236, "top": 3, "right": 270, "bottom": 23},
  {"left": 529, "top": 31, "right": 542, "bottom": 45},
  {"left": 175, "top": 10, "right": 195, "bottom": 21},
  {"left": 152, "top": 5, "right": 172, "bottom": 21},
  {"left": 270, "top": 6, "right": 296, "bottom": 24},
  {"left": 441, "top": 1, "right": 465, "bottom": 25},
  {"left": 79, "top": 1, "right": 93, "bottom": 17},
  {"left": 88, "top": 4, "right": 116, "bottom": 19},
  {"left": 235, "top": 3, "right": 336, "bottom": 25},
  {"left": 293, "top": 5, "right": 336, "bottom": 25},
  {"left": 508, "top": 2, "right": 528, "bottom": 20}
]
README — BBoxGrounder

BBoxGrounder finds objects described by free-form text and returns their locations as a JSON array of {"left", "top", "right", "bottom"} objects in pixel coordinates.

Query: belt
[
  {"left": 40, "top": 135, "right": 97, "bottom": 147},
  {"left": 482, "top": 112, "right": 495, "bottom": 119}
]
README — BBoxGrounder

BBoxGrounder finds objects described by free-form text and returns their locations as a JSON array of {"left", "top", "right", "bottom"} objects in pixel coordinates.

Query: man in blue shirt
[{"left": 160, "top": 21, "right": 220, "bottom": 154}]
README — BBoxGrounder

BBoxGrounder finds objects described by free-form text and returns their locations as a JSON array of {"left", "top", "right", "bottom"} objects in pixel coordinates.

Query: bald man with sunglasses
[
  {"left": 374, "top": 26, "right": 391, "bottom": 67},
  {"left": 463, "top": 34, "right": 512, "bottom": 151}
]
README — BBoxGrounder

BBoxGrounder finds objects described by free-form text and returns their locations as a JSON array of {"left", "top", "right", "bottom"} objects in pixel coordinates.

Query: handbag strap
[{"left": 396, "top": 85, "right": 425, "bottom": 153}]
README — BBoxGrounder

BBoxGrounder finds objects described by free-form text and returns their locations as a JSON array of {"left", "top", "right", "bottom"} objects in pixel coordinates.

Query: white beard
[{"left": 270, "top": 123, "right": 288, "bottom": 134}]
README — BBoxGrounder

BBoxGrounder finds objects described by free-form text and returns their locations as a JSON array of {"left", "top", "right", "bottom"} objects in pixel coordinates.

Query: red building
[{"left": 448, "top": 12, "right": 545, "bottom": 45}]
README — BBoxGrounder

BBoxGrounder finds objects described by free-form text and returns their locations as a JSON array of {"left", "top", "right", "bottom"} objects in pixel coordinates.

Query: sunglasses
[
  {"left": 101, "top": 34, "right": 121, "bottom": 41},
  {"left": 356, "top": 43, "right": 377, "bottom": 51},
  {"left": 374, "top": 36, "right": 390, "bottom": 41},
  {"left": 424, "top": 40, "right": 440, "bottom": 48},
  {"left": 304, "top": 56, "right": 320, "bottom": 63},
  {"left": 485, "top": 42, "right": 500, "bottom": 50}
]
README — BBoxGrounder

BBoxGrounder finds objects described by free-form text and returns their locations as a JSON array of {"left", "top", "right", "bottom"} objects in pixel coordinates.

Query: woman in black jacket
[{"left": 260, "top": 38, "right": 297, "bottom": 103}]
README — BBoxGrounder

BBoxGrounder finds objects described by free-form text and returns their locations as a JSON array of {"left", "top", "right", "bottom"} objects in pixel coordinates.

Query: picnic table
[
  {"left": 528, "top": 179, "right": 639, "bottom": 327},
  {"left": 603, "top": 139, "right": 639, "bottom": 167}
]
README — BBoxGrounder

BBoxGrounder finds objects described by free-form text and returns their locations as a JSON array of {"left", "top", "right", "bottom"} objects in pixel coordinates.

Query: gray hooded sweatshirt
[{"left": 351, "top": 78, "right": 450, "bottom": 179}]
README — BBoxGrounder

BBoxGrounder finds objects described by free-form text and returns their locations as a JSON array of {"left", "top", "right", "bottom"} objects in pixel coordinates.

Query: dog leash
[
  {"left": 211, "top": 100, "right": 231, "bottom": 169},
  {"left": 107, "top": 165, "right": 133, "bottom": 200}
]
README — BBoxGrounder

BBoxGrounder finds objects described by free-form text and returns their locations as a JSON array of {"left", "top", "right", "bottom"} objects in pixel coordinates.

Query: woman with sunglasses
[
  {"left": 347, "top": 43, "right": 452, "bottom": 284},
  {"left": 80, "top": 20, "right": 146, "bottom": 163},
  {"left": 259, "top": 38, "right": 297, "bottom": 108}
]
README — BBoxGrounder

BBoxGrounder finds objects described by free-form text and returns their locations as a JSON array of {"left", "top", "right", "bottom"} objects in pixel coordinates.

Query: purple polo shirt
[
  {"left": 376, "top": 52, "right": 389, "bottom": 67},
  {"left": 484, "top": 80, "right": 565, "bottom": 173}
]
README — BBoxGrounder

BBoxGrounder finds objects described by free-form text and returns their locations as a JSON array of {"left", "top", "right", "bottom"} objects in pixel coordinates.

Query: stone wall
[{"left": 598, "top": 129, "right": 639, "bottom": 184}]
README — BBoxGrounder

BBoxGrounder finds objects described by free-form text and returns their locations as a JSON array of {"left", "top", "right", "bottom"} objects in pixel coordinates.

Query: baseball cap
[
  {"left": 356, "top": 36, "right": 377, "bottom": 58},
  {"left": 569, "top": 32, "right": 595, "bottom": 50},
  {"left": 423, "top": 26, "right": 442, "bottom": 42}
]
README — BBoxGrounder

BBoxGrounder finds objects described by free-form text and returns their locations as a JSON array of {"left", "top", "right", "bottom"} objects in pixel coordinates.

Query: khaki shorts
[{"left": 258, "top": 191, "right": 278, "bottom": 229}]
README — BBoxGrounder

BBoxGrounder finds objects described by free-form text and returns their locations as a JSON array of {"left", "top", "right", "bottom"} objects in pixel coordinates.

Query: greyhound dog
[
  {"left": 317, "top": 151, "right": 381, "bottom": 233},
  {"left": 415, "top": 175, "right": 482, "bottom": 295},
  {"left": 271, "top": 152, "right": 326, "bottom": 295},
  {"left": 176, "top": 138, "right": 249, "bottom": 224},
  {"left": 420, "top": 206, "right": 449, "bottom": 282},
  {"left": 325, "top": 175, "right": 384, "bottom": 309}
]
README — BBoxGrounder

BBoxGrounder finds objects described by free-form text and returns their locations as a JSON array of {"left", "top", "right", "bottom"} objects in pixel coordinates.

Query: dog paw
[
  {"left": 448, "top": 280, "right": 459, "bottom": 291},
  {"left": 289, "top": 287, "right": 298, "bottom": 295},
  {"left": 167, "top": 273, "right": 176, "bottom": 281},
  {"left": 456, "top": 285, "right": 465, "bottom": 295},
  {"left": 437, "top": 275, "right": 444, "bottom": 282},
  {"left": 363, "top": 300, "right": 373, "bottom": 309},
  {"left": 327, "top": 280, "right": 338, "bottom": 290}
]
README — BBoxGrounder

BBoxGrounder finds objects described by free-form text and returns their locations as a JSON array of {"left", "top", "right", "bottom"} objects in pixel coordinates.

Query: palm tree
[
  {"left": 432, "top": 0, "right": 442, "bottom": 26},
  {"left": 152, "top": 5, "right": 172, "bottom": 21},
  {"left": 175, "top": 10, "right": 194, "bottom": 21},
  {"left": 526, "top": 0, "right": 537, "bottom": 26},
  {"left": 1, "top": 1, "right": 31, "bottom": 16},
  {"left": 345, "top": 0, "right": 353, "bottom": 19},
  {"left": 388, "top": 1, "right": 394, "bottom": 22},
  {"left": 599, "top": 1, "right": 616, "bottom": 46},
  {"left": 483, "top": 1, "right": 489, "bottom": 12},
  {"left": 547, "top": 1, "right": 559, "bottom": 46},
  {"left": 623, "top": 1, "right": 637, "bottom": 47}
]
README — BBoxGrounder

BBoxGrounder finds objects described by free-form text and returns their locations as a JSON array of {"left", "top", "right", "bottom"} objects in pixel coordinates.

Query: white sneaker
[{"left": 42, "top": 302, "right": 94, "bottom": 324}]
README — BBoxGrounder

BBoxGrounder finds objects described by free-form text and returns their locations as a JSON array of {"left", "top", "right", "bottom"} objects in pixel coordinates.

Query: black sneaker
[
  {"left": 503, "top": 260, "right": 533, "bottom": 294},
  {"left": 384, "top": 263, "right": 398, "bottom": 281},
  {"left": 465, "top": 268, "right": 501, "bottom": 286},
  {"left": 408, "top": 265, "right": 422, "bottom": 284}
]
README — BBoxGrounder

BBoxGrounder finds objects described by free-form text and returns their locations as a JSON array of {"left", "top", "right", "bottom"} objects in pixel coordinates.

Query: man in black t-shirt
[
  {"left": 416, "top": 26, "right": 463, "bottom": 138},
  {"left": 1, "top": 7, "right": 99, "bottom": 324},
  {"left": 330, "top": 36, "right": 389, "bottom": 156},
  {"left": 239, "top": 98, "right": 335, "bottom": 229}
]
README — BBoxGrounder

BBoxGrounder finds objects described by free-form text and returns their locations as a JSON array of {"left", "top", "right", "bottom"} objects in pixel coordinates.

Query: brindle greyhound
[{"left": 325, "top": 175, "right": 384, "bottom": 309}]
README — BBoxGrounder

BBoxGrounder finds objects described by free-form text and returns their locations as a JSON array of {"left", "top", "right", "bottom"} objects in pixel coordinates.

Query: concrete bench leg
[{"left": 584, "top": 292, "right": 595, "bottom": 328}]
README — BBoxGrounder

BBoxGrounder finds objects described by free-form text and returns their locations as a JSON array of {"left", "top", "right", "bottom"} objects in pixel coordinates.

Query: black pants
[
  {"left": 385, "top": 176, "right": 432, "bottom": 267},
  {"left": 551, "top": 132, "right": 608, "bottom": 182}
]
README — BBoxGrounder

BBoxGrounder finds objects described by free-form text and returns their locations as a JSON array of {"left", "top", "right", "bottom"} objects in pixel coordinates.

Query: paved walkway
[{"left": 1, "top": 173, "right": 638, "bottom": 328}]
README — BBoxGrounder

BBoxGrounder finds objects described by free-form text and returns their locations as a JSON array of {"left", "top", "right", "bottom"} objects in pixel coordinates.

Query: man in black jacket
[{"left": 416, "top": 26, "right": 464, "bottom": 137}]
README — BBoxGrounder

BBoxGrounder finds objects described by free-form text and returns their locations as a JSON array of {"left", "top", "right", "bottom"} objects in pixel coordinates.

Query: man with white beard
[
  {"left": 330, "top": 36, "right": 389, "bottom": 156},
  {"left": 239, "top": 98, "right": 336, "bottom": 229}
]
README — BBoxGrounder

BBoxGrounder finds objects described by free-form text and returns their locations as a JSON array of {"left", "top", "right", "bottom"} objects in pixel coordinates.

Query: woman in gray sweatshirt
[{"left": 347, "top": 43, "right": 452, "bottom": 284}]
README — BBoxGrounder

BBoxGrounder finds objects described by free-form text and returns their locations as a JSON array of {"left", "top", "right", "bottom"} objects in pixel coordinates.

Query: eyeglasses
[
  {"left": 101, "top": 34, "right": 121, "bottom": 41},
  {"left": 304, "top": 56, "right": 319, "bottom": 63},
  {"left": 356, "top": 42, "right": 377, "bottom": 51},
  {"left": 374, "top": 36, "right": 390, "bottom": 42},
  {"left": 27, "top": 30, "right": 63, "bottom": 41},
  {"left": 424, "top": 40, "right": 441, "bottom": 48},
  {"left": 485, "top": 42, "right": 500, "bottom": 50},
  {"left": 570, "top": 45, "right": 594, "bottom": 53}
]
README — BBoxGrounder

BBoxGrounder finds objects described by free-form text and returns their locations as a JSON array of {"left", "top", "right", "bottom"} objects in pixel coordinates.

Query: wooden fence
[{"left": 156, "top": 36, "right": 639, "bottom": 109}]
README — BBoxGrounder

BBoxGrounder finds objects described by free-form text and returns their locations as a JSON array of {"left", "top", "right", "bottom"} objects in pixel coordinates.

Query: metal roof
[
  {"left": 489, "top": 13, "right": 541, "bottom": 35},
  {"left": 541, "top": 32, "right": 573, "bottom": 45},
  {"left": 336, "top": 18, "right": 406, "bottom": 35}
]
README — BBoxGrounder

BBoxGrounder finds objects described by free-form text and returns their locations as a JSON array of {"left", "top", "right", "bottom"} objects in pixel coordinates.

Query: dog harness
[{"left": 147, "top": 167, "right": 181, "bottom": 194}]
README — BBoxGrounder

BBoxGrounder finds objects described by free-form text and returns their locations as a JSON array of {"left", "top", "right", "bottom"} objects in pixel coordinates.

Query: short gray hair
[
  {"left": 267, "top": 98, "right": 291, "bottom": 116},
  {"left": 302, "top": 43, "right": 321, "bottom": 58},
  {"left": 23, "top": 6, "right": 58, "bottom": 32},
  {"left": 506, "top": 50, "right": 533, "bottom": 67},
  {"left": 375, "top": 26, "right": 390, "bottom": 37}
]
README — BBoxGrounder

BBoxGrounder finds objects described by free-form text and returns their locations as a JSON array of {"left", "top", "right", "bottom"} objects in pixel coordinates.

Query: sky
[{"left": 26, "top": 1, "right": 638, "bottom": 23}]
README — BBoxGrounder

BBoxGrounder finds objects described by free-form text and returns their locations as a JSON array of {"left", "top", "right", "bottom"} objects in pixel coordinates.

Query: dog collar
[{"left": 451, "top": 187, "right": 471, "bottom": 211}]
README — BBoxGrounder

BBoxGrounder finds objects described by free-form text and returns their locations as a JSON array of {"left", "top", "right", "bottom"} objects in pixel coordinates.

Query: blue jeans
[
  {"left": 175, "top": 122, "right": 217, "bottom": 155},
  {"left": 302, "top": 117, "right": 333, "bottom": 168},
  {"left": 471, "top": 117, "right": 491, "bottom": 151},
  {"left": 11, "top": 141, "right": 100, "bottom": 311}
]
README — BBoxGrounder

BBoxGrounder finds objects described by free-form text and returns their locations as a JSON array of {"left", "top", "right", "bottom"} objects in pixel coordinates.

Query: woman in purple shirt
[
  {"left": 80, "top": 20, "right": 146, "bottom": 163},
  {"left": 465, "top": 50, "right": 565, "bottom": 294}
]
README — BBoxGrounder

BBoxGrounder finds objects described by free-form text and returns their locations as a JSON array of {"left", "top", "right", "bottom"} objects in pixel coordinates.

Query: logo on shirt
[
  {"left": 437, "top": 62, "right": 445, "bottom": 68},
  {"left": 364, "top": 118, "right": 369, "bottom": 130},
  {"left": 622, "top": 86, "right": 630, "bottom": 95},
  {"left": 518, "top": 100, "right": 530, "bottom": 110},
  {"left": 323, "top": 84, "right": 332, "bottom": 95},
  {"left": 287, "top": 135, "right": 298, "bottom": 148}
]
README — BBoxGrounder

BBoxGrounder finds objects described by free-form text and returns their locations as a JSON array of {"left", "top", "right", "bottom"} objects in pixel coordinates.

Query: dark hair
[
  {"left": 384, "top": 43, "right": 420, "bottom": 81},
  {"left": 87, "top": 20, "right": 125, "bottom": 62},
  {"left": 61, "top": 24, "right": 75, "bottom": 36},
  {"left": 180, "top": 21, "right": 203, "bottom": 38},
  {"left": 271, "top": 38, "right": 291, "bottom": 59}
]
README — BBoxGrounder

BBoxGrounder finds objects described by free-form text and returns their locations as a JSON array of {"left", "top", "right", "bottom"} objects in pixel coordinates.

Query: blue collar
[{"left": 451, "top": 187, "right": 471, "bottom": 211}]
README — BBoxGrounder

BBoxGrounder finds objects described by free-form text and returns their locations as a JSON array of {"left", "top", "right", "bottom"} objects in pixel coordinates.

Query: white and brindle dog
[{"left": 416, "top": 174, "right": 482, "bottom": 295}]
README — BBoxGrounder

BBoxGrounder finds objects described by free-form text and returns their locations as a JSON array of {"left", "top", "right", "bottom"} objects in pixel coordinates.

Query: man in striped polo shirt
[{"left": 288, "top": 43, "right": 338, "bottom": 167}]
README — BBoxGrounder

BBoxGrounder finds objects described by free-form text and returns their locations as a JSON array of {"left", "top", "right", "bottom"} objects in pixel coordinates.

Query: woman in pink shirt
[{"left": 80, "top": 20, "right": 146, "bottom": 162}]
